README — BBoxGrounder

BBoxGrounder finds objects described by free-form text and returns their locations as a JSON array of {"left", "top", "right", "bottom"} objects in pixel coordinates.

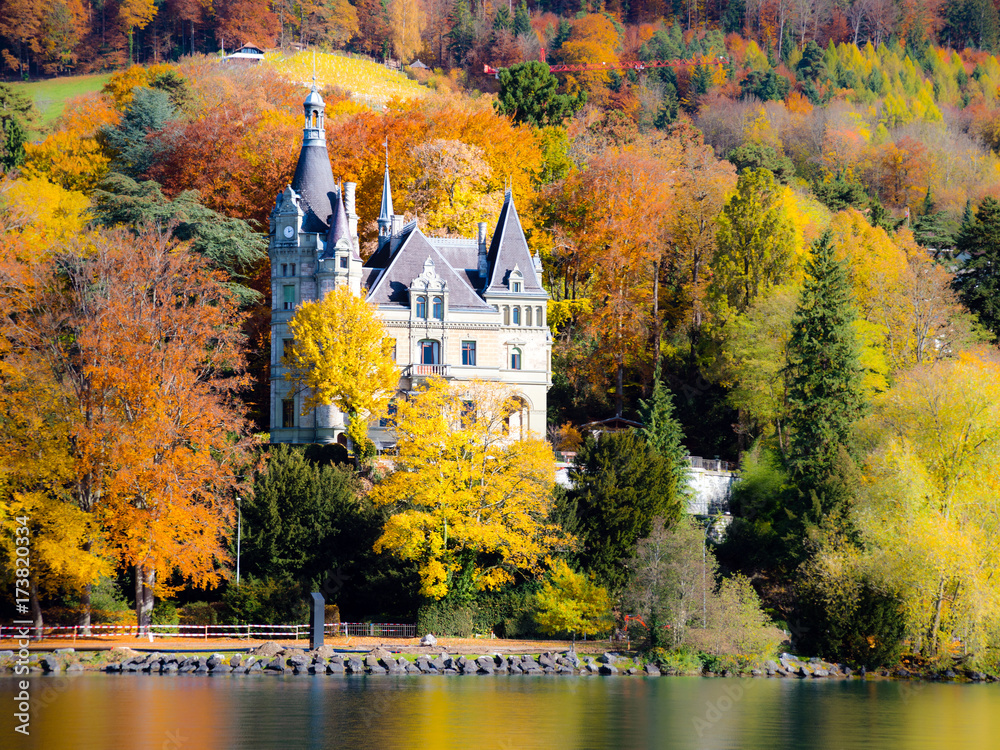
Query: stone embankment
[{"left": 3, "top": 645, "right": 996, "bottom": 682}]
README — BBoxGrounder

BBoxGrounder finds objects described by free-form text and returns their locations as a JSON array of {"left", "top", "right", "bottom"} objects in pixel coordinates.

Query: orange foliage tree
[{"left": 0, "top": 226, "right": 257, "bottom": 632}]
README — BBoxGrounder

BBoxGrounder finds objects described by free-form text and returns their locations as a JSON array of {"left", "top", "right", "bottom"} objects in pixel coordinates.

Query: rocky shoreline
[{"left": 2, "top": 643, "right": 996, "bottom": 683}]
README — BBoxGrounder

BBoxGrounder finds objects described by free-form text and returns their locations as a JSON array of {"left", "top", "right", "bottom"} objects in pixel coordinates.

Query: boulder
[
  {"left": 229, "top": 654, "right": 243, "bottom": 668},
  {"left": 161, "top": 663, "right": 178, "bottom": 674},
  {"left": 626, "top": 667, "right": 639, "bottom": 675},
  {"left": 288, "top": 653, "right": 310, "bottom": 669},
  {"left": 644, "top": 664, "right": 661, "bottom": 676},
  {"left": 40, "top": 656, "right": 63, "bottom": 673},
  {"left": 54, "top": 648, "right": 75, "bottom": 655},
  {"left": 312, "top": 645, "right": 339, "bottom": 659},
  {"left": 598, "top": 652, "right": 619, "bottom": 665},
  {"left": 431, "top": 656, "right": 446, "bottom": 671},
  {"left": 599, "top": 664, "right": 618, "bottom": 675},
  {"left": 327, "top": 662, "right": 345, "bottom": 674},
  {"left": 346, "top": 658, "right": 364, "bottom": 674},
  {"left": 420, "top": 634, "right": 437, "bottom": 647},
  {"left": 252, "top": 642, "right": 283, "bottom": 659},
  {"left": 207, "top": 655, "right": 223, "bottom": 669},
  {"left": 368, "top": 664, "right": 387, "bottom": 675},
  {"left": 66, "top": 662, "right": 84, "bottom": 672}
]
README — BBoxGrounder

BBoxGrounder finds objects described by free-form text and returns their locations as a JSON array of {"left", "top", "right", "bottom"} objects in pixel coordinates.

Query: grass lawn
[{"left": 11, "top": 73, "right": 112, "bottom": 129}]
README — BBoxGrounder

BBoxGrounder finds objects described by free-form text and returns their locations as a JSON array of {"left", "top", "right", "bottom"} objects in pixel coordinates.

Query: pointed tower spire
[
  {"left": 291, "top": 86, "right": 337, "bottom": 234},
  {"left": 378, "top": 140, "right": 394, "bottom": 241}
]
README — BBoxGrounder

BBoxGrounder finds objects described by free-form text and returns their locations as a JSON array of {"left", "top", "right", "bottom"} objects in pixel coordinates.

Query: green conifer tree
[
  {"left": 514, "top": 1, "right": 532, "bottom": 37},
  {"left": 638, "top": 360, "right": 691, "bottom": 505},
  {"left": 784, "top": 232, "right": 866, "bottom": 524},
  {"left": 952, "top": 197, "right": 1000, "bottom": 339}
]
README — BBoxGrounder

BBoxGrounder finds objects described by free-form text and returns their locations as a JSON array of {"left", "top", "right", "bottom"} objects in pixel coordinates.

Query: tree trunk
[
  {"left": 928, "top": 576, "right": 946, "bottom": 656},
  {"left": 78, "top": 583, "right": 93, "bottom": 636},
  {"left": 30, "top": 579, "right": 43, "bottom": 639},
  {"left": 652, "top": 259, "right": 661, "bottom": 368},
  {"left": 135, "top": 564, "right": 155, "bottom": 636}
]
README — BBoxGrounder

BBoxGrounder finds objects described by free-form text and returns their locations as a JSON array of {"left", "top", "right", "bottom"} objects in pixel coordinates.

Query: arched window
[
  {"left": 536, "top": 306, "right": 543, "bottom": 327},
  {"left": 311, "top": 111, "right": 317, "bottom": 127},
  {"left": 512, "top": 306, "right": 521, "bottom": 325},
  {"left": 526, "top": 306, "right": 533, "bottom": 327},
  {"left": 416, "top": 296, "right": 427, "bottom": 319},
  {"left": 420, "top": 340, "right": 440, "bottom": 365},
  {"left": 432, "top": 296, "right": 444, "bottom": 320},
  {"left": 511, "top": 348, "right": 522, "bottom": 370}
]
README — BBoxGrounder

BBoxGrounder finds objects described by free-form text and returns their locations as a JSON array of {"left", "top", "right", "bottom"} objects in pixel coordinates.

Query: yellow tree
[
  {"left": 854, "top": 353, "right": 1000, "bottom": 661},
  {"left": 0, "top": 337, "right": 109, "bottom": 629},
  {"left": 533, "top": 559, "right": 613, "bottom": 642},
  {"left": 283, "top": 286, "right": 398, "bottom": 449},
  {"left": 371, "top": 378, "right": 567, "bottom": 600},
  {"left": 387, "top": 0, "right": 424, "bottom": 62},
  {"left": 118, "top": 0, "right": 158, "bottom": 65}
]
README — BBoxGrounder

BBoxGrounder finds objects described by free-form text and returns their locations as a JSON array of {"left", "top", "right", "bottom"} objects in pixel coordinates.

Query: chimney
[
  {"left": 344, "top": 182, "right": 358, "bottom": 240},
  {"left": 477, "top": 222, "right": 488, "bottom": 278}
]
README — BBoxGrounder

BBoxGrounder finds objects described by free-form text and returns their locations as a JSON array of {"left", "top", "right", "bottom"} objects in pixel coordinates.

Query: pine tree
[
  {"left": 952, "top": 197, "right": 1000, "bottom": 339},
  {"left": 513, "top": 0, "right": 531, "bottom": 38},
  {"left": 784, "top": 231, "right": 866, "bottom": 522},
  {"left": 446, "top": 0, "right": 475, "bottom": 65},
  {"left": 638, "top": 360, "right": 691, "bottom": 505}
]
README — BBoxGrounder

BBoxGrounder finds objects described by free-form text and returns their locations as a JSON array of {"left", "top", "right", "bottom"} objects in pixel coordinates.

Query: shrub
[
  {"left": 152, "top": 601, "right": 179, "bottom": 633},
  {"left": 795, "top": 574, "right": 905, "bottom": 670},
  {"left": 180, "top": 601, "right": 222, "bottom": 626},
  {"left": 222, "top": 577, "right": 308, "bottom": 625},
  {"left": 647, "top": 647, "right": 703, "bottom": 675},
  {"left": 417, "top": 600, "right": 475, "bottom": 637}
]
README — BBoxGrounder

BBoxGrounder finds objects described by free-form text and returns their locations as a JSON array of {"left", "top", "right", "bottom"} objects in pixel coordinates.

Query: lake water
[{"left": 2, "top": 673, "right": 999, "bottom": 750}]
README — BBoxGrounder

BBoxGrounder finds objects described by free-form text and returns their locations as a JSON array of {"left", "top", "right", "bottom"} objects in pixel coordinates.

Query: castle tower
[{"left": 269, "top": 86, "right": 362, "bottom": 444}]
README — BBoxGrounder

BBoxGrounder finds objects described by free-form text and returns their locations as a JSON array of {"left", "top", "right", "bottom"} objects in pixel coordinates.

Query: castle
[{"left": 268, "top": 86, "right": 551, "bottom": 448}]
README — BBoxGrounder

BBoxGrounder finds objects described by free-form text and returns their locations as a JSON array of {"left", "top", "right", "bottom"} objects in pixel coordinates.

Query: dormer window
[
  {"left": 509, "top": 266, "right": 524, "bottom": 294},
  {"left": 416, "top": 296, "right": 427, "bottom": 319},
  {"left": 432, "top": 296, "right": 444, "bottom": 320}
]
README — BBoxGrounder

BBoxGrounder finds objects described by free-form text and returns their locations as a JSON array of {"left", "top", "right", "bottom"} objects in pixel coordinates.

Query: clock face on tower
[{"left": 283, "top": 225, "right": 295, "bottom": 239}]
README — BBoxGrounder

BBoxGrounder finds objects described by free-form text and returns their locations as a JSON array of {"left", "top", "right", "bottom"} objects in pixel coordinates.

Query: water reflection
[{"left": 2, "top": 673, "right": 998, "bottom": 750}]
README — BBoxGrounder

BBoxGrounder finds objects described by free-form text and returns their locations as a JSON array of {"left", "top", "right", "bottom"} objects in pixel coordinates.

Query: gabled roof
[
  {"left": 365, "top": 226, "right": 494, "bottom": 311},
  {"left": 485, "top": 193, "right": 545, "bottom": 295}
]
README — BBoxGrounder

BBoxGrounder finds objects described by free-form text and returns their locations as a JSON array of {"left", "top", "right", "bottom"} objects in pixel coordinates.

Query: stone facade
[{"left": 269, "top": 87, "right": 551, "bottom": 447}]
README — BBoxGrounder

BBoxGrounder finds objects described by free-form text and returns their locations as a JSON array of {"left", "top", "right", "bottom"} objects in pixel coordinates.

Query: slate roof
[
  {"left": 365, "top": 227, "right": 494, "bottom": 311},
  {"left": 291, "top": 143, "right": 337, "bottom": 234},
  {"left": 485, "top": 194, "right": 545, "bottom": 295}
]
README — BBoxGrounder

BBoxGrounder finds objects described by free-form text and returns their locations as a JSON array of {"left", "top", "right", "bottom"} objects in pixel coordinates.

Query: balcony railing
[{"left": 404, "top": 364, "right": 450, "bottom": 378}]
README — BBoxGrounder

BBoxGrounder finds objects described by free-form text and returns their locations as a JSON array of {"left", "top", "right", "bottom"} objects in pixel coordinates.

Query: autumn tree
[
  {"left": 387, "top": 0, "right": 424, "bottom": 62},
  {"left": 371, "top": 378, "right": 566, "bottom": 601},
  {"left": 852, "top": 353, "right": 1000, "bottom": 662},
  {"left": 118, "top": 0, "right": 157, "bottom": 64},
  {"left": 283, "top": 286, "right": 398, "bottom": 449},
  {"left": 533, "top": 559, "right": 613, "bottom": 641},
  {"left": 409, "top": 138, "right": 500, "bottom": 235},
  {"left": 710, "top": 167, "right": 798, "bottom": 315},
  {"left": 0, "top": 227, "right": 255, "bottom": 632}
]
